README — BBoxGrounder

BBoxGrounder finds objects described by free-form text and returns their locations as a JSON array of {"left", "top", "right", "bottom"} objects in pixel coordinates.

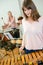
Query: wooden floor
[{"left": 0, "top": 48, "right": 43, "bottom": 65}]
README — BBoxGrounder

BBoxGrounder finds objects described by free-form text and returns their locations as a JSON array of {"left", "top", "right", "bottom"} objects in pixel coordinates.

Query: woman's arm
[
  {"left": 8, "top": 17, "right": 17, "bottom": 28},
  {"left": 3, "top": 17, "right": 17, "bottom": 29},
  {"left": 2, "top": 23, "right": 9, "bottom": 29},
  {"left": 19, "top": 34, "right": 25, "bottom": 52}
]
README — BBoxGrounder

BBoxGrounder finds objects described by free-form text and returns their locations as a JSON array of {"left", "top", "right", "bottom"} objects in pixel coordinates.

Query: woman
[
  {"left": 3, "top": 11, "right": 17, "bottom": 29},
  {"left": 2, "top": 11, "right": 18, "bottom": 39},
  {"left": 19, "top": 0, "right": 43, "bottom": 54}
]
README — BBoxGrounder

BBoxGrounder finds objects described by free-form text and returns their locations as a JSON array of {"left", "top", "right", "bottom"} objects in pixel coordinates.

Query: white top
[
  {"left": 21, "top": 17, "right": 43, "bottom": 50},
  {"left": 22, "top": 18, "right": 30, "bottom": 34}
]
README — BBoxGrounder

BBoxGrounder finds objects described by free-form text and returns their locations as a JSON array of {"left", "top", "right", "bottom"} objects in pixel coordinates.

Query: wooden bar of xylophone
[{"left": 0, "top": 50, "right": 43, "bottom": 65}]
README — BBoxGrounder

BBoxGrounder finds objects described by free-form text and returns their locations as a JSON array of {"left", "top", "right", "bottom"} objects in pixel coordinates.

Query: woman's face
[
  {"left": 8, "top": 12, "right": 12, "bottom": 17},
  {"left": 24, "top": 7, "right": 32, "bottom": 17}
]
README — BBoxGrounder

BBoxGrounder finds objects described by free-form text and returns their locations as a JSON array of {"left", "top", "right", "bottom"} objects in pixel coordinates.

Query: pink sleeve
[
  {"left": 40, "top": 16, "right": 43, "bottom": 33},
  {"left": 38, "top": 16, "right": 43, "bottom": 22},
  {"left": 38, "top": 16, "right": 43, "bottom": 33}
]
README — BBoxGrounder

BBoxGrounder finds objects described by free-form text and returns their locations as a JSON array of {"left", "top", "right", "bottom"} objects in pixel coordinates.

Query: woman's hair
[
  {"left": 22, "top": 0, "right": 40, "bottom": 21},
  {"left": 8, "top": 11, "right": 13, "bottom": 21},
  {"left": 8, "top": 11, "right": 12, "bottom": 15}
]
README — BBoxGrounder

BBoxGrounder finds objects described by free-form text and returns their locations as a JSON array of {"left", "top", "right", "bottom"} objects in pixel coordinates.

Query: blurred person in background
[
  {"left": 17, "top": 16, "right": 23, "bottom": 38},
  {"left": 2, "top": 11, "right": 17, "bottom": 29}
]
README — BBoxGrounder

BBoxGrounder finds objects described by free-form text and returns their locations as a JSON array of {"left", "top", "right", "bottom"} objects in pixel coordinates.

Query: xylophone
[
  {"left": 10, "top": 38, "right": 22, "bottom": 45},
  {"left": 0, "top": 50, "right": 43, "bottom": 65},
  {"left": 0, "top": 38, "right": 22, "bottom": 51}
]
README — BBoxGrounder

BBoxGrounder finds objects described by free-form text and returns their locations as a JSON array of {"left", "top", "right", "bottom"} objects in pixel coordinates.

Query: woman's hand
[
  {"left": 2, "top": 25, "right": 8, "bottom": 29},
  {"left": 2, "top": 26, "right": 6, "bottom": 29},
  {"left": 19, "top": 47, "right": 25, "bottom": 55},
  {"left": 19, "top": 47, "right": 23, "bottom": 52},
  {"left": 2, "top": 23, "right": 9, "bottom": 29}
]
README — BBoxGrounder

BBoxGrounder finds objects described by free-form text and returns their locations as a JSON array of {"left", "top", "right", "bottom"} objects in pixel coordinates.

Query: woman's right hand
[
  {"left": 19, "top": 47, "right": 25, "bottom": 55},
  {"left": 19, "top": 47, "right": 23, "bottom": 53}
]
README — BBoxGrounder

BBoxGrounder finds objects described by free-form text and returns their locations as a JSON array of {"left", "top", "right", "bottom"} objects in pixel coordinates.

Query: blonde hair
[
  {"left": 8, "top": 11, "right": 13, "bottom": 21},
  {"left": 8, "top": 11, "right": 12, "bottom": 16}
]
